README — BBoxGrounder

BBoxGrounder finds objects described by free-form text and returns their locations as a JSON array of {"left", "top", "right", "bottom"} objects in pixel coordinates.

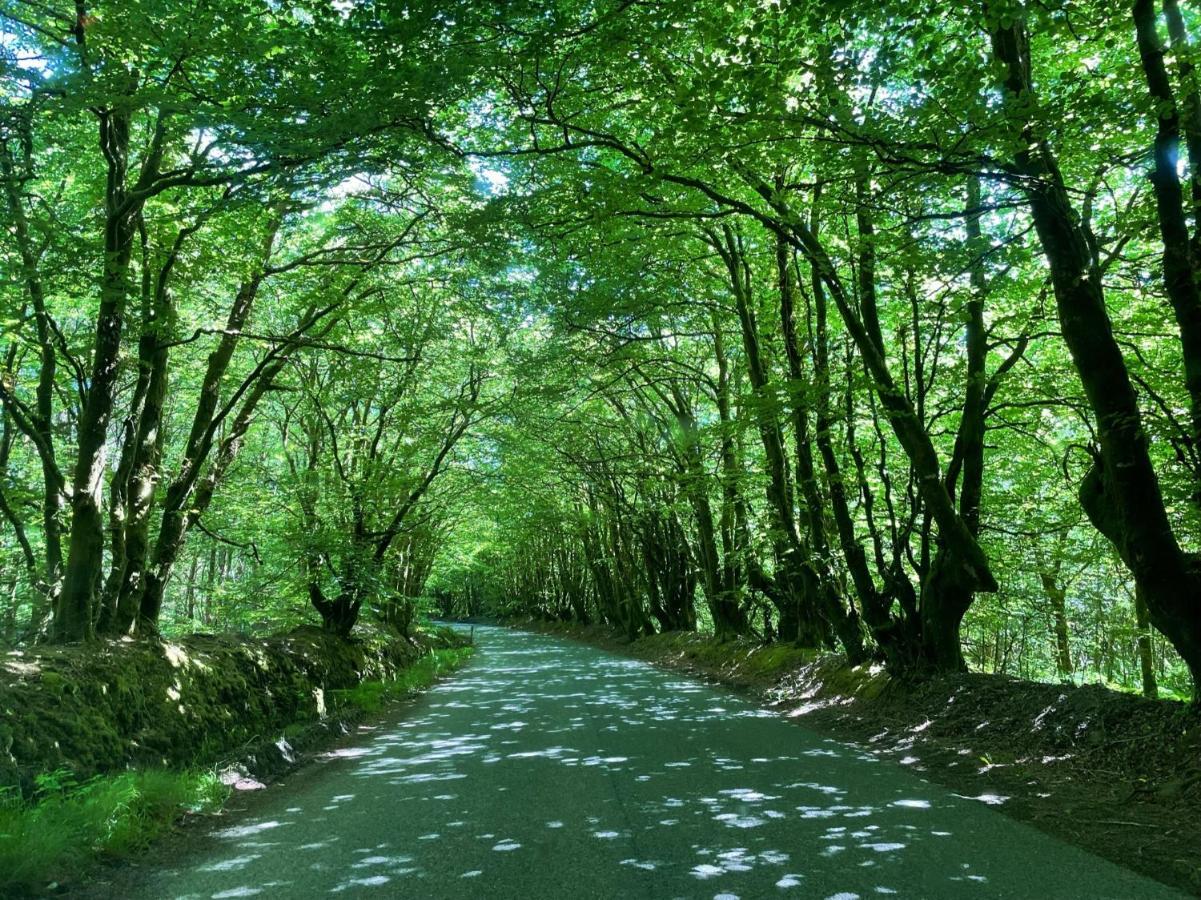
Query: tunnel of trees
[{"left": 2, "top": 0, "right": 1200, "bottom": 700}]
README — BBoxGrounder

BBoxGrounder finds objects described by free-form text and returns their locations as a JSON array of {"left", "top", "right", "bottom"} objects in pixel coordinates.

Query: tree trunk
[
  {"left": 316, "top": 591, "right": 361, "bottom": 638},
  {"left": 139, "top": 328, "right": 290, "bottom": 632},
  {"left": 919, "top": 577, "right": 969, "bottom": 673},
  {"left": 710, "top": 224, "right": 826, "bottom": 646},
  {"left": 804, "top": 188, "right": 914, "bottom": 665},
  {"left": 737, "top": 169, "right": 998, "bottom": 608},
  {"left": 1134, "top": 585, "right": 1159, "bottom": 700},
  {"left": 988, "top": 10, "right": 1201, "bottom": 694},
  {"left": 912, "top": 175, "right": 996, "bottom": 674},
  {"left": 917, "top": 552, "right": 973, "bottom": 672},
  {"left": 0, "top": 140, "right": 66, "bottom": 628},
  {"left": 1039, "top": 568, "right": 1074, "bottom": 679},
  {"left": 184, "top": 554, "right": 199, "bottom": 623},
  {"left": 671, "top": 369, "right": 746, "bottom": 638},
  {"left": 1132, "top": 0, "right": 1201, "bottom": 452},
  {"left": 776, "top": 224, "right": 865, "bottom": 662},
  {"left": 709, "top": 318, "right": 752, "bottom": 638},
  {"left": 103, "top": 223, "right": 193, "bottom": 635},
  {"left": 59, "top": 108, "right": 137, "bottom": 641}
]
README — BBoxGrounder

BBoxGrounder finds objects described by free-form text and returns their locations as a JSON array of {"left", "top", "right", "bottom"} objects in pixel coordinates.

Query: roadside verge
[{"left": 0, "top": 625, "right": 473, "bottom": 896}]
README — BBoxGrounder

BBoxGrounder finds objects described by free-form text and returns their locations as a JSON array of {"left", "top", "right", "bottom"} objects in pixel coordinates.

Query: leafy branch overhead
[{"left": 0, "top": 0, "right": 1197, "bottom": 701}]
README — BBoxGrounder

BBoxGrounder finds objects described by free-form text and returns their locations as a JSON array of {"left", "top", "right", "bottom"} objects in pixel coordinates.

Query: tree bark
[
  {"left": 126, "top": 225, "right": 283, "bottom": 632},
  {"left": 1135, "top": 585, "right": 1159, "bottom": 700},
  {"left": 735, "top": 167, "right": 998, "bottom": 610},
  {"left": 1039, "top": 567, "right": 1074, "bottom": 679},
  {"left": 0, "top": 139, "right": 66, "bottom": 626},
  {"left": 1132, "top": 0, "right": 1201, "bottom": 453},
  {"left": 59, "top": 107, "right": 138, "bottom": 641},
  {"left": 670, "top": 369, "right": 746, "bottom": 638},
  {"left": 987, "top": 7, "right": 1201, "bottom": 693},
  {"left": 708, "top": 224, "right": 826, "bottom": 646},
  {"left": 777, "top": 225, "right": 865, "bottom": 662}
]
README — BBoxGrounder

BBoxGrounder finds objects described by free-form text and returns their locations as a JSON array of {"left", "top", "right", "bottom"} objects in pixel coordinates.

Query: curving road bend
[{"left": 109, "top": 626, "right": 1181, "bottom": 899}]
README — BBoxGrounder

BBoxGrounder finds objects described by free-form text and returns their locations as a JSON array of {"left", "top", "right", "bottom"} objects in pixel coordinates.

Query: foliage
[
  {"left": 0, "top": 769, "right": 227, "bottom": 894},
  {"left": 1, "top": 0, "right": 1198, "bottom": 701},
  {"left": 330, "top": 647, "right": 475, "bottom": 714}
]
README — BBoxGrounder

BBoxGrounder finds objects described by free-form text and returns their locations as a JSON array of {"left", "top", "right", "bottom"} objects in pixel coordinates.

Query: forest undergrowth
[{"left": 0, "top": 769, "right": 227, "bottom": 897}]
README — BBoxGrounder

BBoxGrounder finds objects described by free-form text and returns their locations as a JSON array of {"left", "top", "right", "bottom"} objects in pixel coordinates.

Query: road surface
[{"left": 109, "top": 626, "right": 1182, "bottom": 899}]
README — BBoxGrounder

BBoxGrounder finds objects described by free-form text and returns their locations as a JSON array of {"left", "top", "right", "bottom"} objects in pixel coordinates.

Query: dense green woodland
[{"left": 2, "top": 0, "right": 1200, "bottom": 699}]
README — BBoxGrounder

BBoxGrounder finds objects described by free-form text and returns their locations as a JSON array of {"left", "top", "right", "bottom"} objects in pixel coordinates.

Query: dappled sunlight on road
[{"left": 128, "top": 628, "right": 1182, "bottom": 900}]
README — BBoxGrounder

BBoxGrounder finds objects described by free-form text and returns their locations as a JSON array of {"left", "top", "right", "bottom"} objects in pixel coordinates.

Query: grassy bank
[
  {"left": 332, "top": 646, "right": 475, "bottom": 713},
  {"left": 0, "top": 769, "right": 226, "bottom": 896},
  {"left": 522, "top": 620, "right": 844, "bottom": 690}
]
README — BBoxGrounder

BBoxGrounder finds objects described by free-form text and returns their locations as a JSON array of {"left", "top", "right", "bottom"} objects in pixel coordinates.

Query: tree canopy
[{"left": 2, "top": 0, "right": 1200, "bottom": 699}]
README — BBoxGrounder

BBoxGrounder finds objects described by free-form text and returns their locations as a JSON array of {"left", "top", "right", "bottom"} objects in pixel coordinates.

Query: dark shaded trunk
[
  {"left": 0, "top": 409, "right": 37, "bottom": 581},
  {"left": 672, "top": 363, "right": 746, "bottom": 638},
  {"left": 138, "top": 363, "right": 279, "bottom": 632},
  {"left": 1133, "top": 0, "right": 1201, "bottom": 454},
  {"left": 1039, "top": 567, "right": 1074, "bottom": 679},
  {"left": 133, "top": 276, "right": 267, "bottom": 628},
  {"left": 916, "top": 175, "right": 994, "bottom": 674},
  {"left": 1135, "top": 586, "right": 1159, "bottom": 700},
  {"left": 112, "top": 319, "right": 169, "bottom": 624},
  {"left": 777, "top": 224, "right": 865, "bottom": 662},
  {"left": 710, "top": 224, "right": 826, "bottom": 646},
  {"left": 709, "top": 317, "right": 752, "bottom": 638},
  {"left": 946, "top": 176, "right": 989, "bottom": 539},
  {"left": 101, "top": 221, "right": 195, "bottom": 634},
  {"left": 98, "top": 224, "right": 154, "bottom": 633},
  {"left": 917, "top": 553, "right": 971, "bottom": 671},
  {"left": 738, "top": 170, "right": 998, "bottom": 610},
  {"left": 661, "top": 512, "right": 698, "bottom": 630},
  {"left": 642, "top": 508, "right": 697, "bottom": 632},
  {"left": 312, "top": 587, "right": 361, "bottom": 638},
  {"left": 132, "top": 238, "right": 291, "bottom": 632},
  {"left": 989, "top": 10, "right": 1201, "bottom": 693},
  {"left": 1163, "top": 0, "right": 1201, "bottom": 247},
  {"left": 184, "top": 554, "right": 199, "bottom": 623},
  {"left": 918, "top": 586, "right": 967, "bottom": 673},
  {"left": 0, "top": 139, "right": 65, "bottom": 628},
  {"left": 803, "top": 188, "right": 910, "bottom": 665},
  {"left": 59, "top": 107, "right": 138, "bottom": 641}
]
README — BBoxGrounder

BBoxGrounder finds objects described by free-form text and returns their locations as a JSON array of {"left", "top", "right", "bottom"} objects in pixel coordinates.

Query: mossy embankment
[
  {"left": 519, "top": 618, "right": 1201, "bottom": 896},
  {"left": 0, "top": 626, "right": 473, "bottom": 896},
  {"left": 521, "top": 619, "right": 844, "bottom": 690},
  {"left": 0, "top": 625, "right": 471, "bottom": 795}
]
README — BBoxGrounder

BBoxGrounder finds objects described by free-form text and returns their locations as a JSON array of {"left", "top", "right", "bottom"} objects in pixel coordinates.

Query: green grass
[
  {"left": 332, "top": 646, "right": 475, "bottom": 714},
  {"left": 0, "top": 768, "right": 228, "bottom": 895},
  {"left": 629, "top": 630, "right": 820, "bottom": 685}
]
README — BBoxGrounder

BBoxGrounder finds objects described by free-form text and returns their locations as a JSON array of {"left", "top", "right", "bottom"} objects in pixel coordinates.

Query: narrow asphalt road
[{"left": 109, "top": 626, "right": 1181, "bottom": 899}]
